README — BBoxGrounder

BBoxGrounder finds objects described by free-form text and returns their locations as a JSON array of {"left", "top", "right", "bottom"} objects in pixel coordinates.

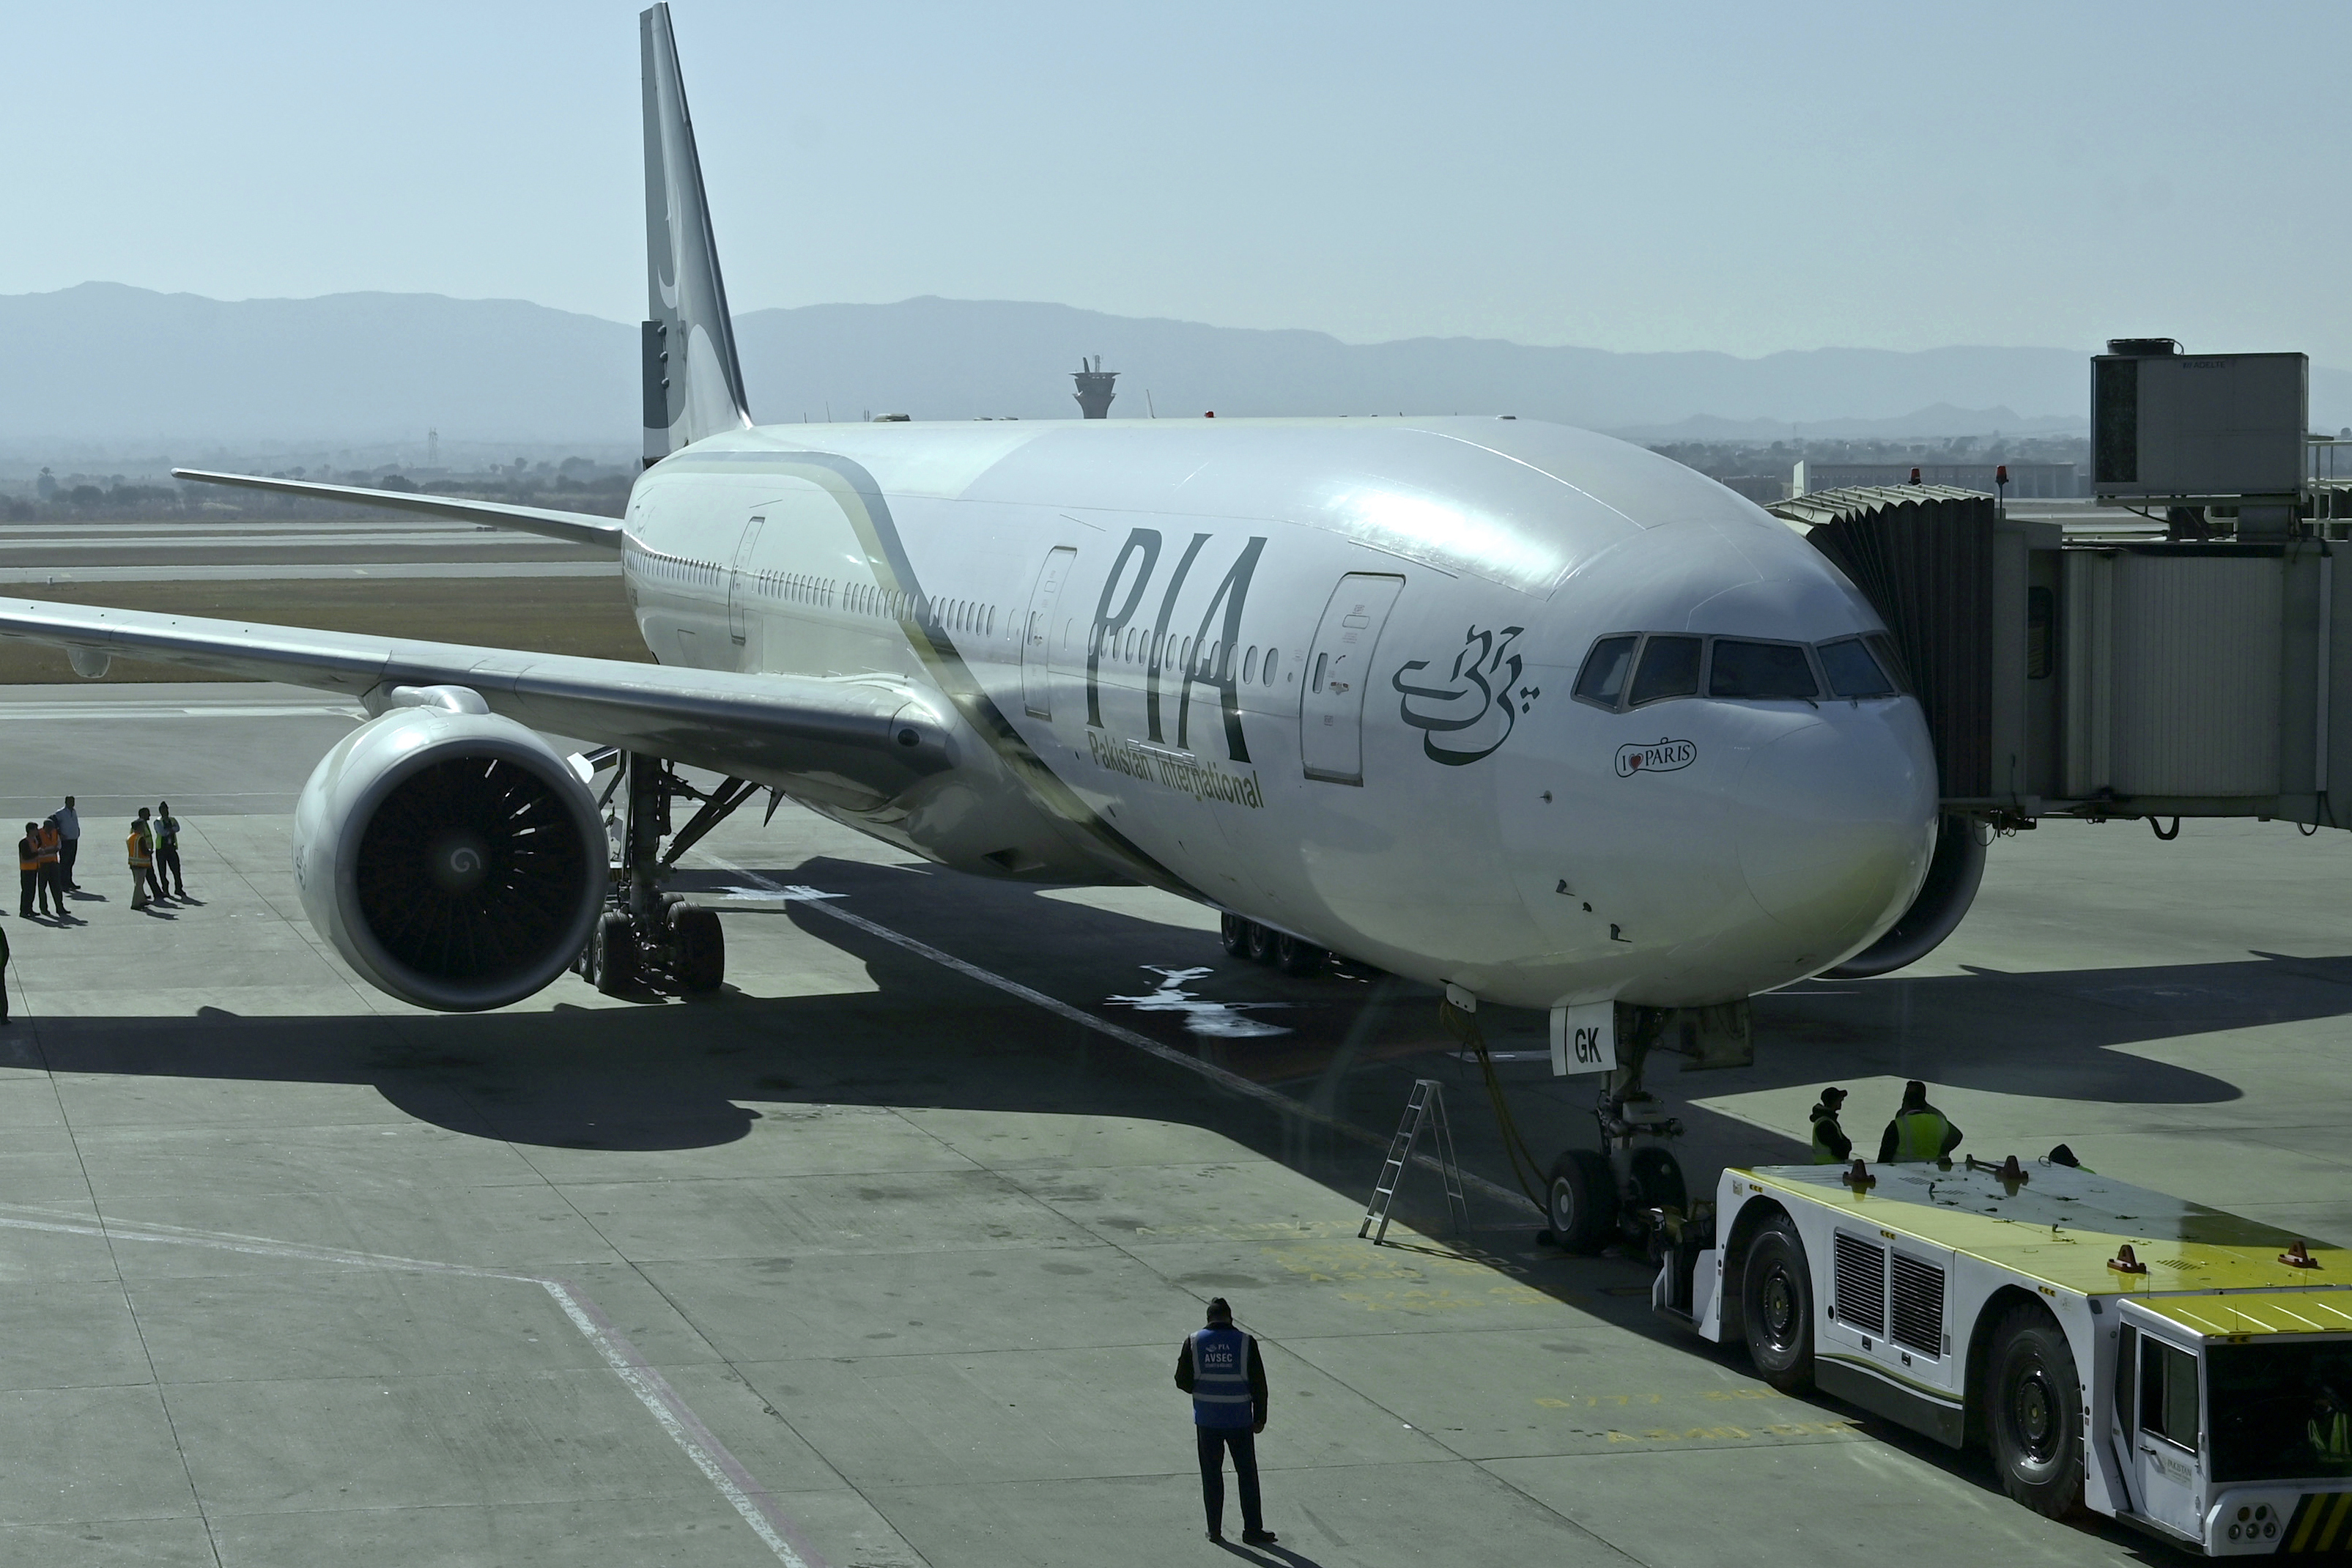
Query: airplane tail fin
[{"left": 640, "top": 3, "right": 752, "bottom": 465}]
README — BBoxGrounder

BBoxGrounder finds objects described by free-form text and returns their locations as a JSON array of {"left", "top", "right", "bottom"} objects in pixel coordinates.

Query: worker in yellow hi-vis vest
[
  {"left": 1878, "top": 1079, "right": 1962, "bottom": 1164},
  {"left": 1808, "top": 1087, "right": 1852, "bottom": 1164},
  {"left": 126, "top": 811, "right": 155, "bottom": 912}
]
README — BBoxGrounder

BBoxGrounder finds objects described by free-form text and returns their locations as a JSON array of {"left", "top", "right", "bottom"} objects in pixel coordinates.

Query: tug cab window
[
  {"left": 1628, "top": 636, "right": 1702, "bottom": 707},
  {"left": 1817, "top": 637, "right": 1896, "bottom": 699},
  {"left": 2142, "top": 1336, "right": 2201, "bottom": 1454},
  {"left": 1709, "top": 639, "right": 1819, "bottom": 700},
  {"left": 1573, "top": 635, "right": 1638, "bottom": 709}
]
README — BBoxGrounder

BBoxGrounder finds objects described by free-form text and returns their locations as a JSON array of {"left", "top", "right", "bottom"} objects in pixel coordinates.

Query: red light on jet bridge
[{"left": 1997, "top": 465, "right": 2009, "bottom": 484}]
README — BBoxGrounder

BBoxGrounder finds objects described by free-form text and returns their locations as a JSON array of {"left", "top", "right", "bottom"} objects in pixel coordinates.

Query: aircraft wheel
[
  {"left": 1246, "top": 921, "right": 1279, "bottom": 964},
  {"left": 1740, "top": 1217, "right": 1815, "bottom": 1393},
  {"left": 671, "top": 903, "right": 725, "bottom": 993},
  {"left": 1274, "top": 934, "right": 1327, "bottom": 976},
  {"left": 1628, "top": 1147, "right": 1687, "bottom": 1213},
  {"left": 1219, "top": 913, "right": 1253, "bottom": 958},
  {"left": 1987, "top": 1304, "right": 2085, "bottom": 1517},
  {"left": 1541, "top": 1148, "right": 1616, "bottom": 1253},
  {"left": 592, "top": 911, "right": 637, "bottom": 996}
]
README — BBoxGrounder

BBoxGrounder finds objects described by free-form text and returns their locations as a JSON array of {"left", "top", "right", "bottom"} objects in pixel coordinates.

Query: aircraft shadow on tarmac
[{"left": 14, "top": 855, "right": 2316, "bottom": 1171}]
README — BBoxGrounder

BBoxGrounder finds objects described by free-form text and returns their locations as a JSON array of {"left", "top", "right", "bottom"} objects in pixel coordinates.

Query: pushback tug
[{"left": 1649, "top": 1154, "right": 2352, "bottom": 1555}]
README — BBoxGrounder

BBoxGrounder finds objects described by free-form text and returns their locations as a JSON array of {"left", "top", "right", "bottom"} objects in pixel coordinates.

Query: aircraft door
[
  {"left": 1300, "top": 574, "right": 1404, "bottom": 784},
  {"left": 1022, "top": 546, "right": 1076, "bottom": 719},
  {"left": 726, "top": 515, "right": 766, "bottom": 644},
  {"left": 2115, "top": 1306, "right": 2206, "bottom": 1539}
]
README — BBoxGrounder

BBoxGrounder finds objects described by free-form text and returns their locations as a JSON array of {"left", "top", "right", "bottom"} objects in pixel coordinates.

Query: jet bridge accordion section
[
  {"left": 1773, "top": 486, "right": 2000, "bottom": 801},
  {"left": 1773, "top": 485, "right": 2352, "bottom": 827}
]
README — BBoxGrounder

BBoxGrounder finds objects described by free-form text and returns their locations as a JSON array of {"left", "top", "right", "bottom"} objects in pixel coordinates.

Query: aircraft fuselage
[{"left": 621, "top": 414, "right": 1939, "bottom": 1011}]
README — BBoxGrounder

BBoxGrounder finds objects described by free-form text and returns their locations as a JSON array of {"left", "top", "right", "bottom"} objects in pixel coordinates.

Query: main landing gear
[
  {"left": 1538, "top": 1007, "right": 1709, "bottom": 1276},
  {"left": 1219, "top": 913, "right": 1330, "bottom": 977},
  {"left": 574, "top": 750, "right": 755, "bottom": 998}
]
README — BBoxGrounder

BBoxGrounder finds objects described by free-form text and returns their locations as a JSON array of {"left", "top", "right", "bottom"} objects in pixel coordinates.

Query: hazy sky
[{"left": 11, "top": 2, "right": 2351, "bottom": 362}]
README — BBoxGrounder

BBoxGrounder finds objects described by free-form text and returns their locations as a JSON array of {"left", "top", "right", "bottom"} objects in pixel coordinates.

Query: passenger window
[
  {"left": 1573, "top": 635, "right": 1638, "bottom": 709},
  {"left": 2142, "top": 1338, "right": 2201, "bottom": 1451},
  {"left": 1817, "top": 637, "right": 1896, "bottom": 699},
  {"left": 1709, "top": 640, "right": 1819, "bottom": 700},
  {"left": 1244, "top": 646, "right": 1260, "bottom": 684},
  {"left": 1312, "top": 651, "right": 1328, "bottom": 693},
  {"left": 1263, "top": 646, "right": 1279, "bottom": 684},
  {"left": 1628, "top": 636, "right": 1702, "bottom": 707}
]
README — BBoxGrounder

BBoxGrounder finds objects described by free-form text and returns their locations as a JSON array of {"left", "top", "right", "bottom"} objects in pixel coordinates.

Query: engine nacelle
[
  {"left": 293, "top": 703, "right": 607, "bottom": 1011},
  {"left": 1825, "top": 813, "right": 1986, "bottom": 979}
]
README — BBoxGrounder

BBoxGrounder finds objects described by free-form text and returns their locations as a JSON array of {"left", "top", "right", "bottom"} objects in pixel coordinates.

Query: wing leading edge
[
  {"left": 0, "top": 597, "right": 952, "bottom": 810},
  {"left": 171, "top": 469, "right": 624, "bottom": 550}
]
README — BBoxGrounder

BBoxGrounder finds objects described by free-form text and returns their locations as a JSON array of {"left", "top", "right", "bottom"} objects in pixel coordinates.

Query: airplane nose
[{"left": 1734, "top": 714, "right": 1937, "bottom": 950}]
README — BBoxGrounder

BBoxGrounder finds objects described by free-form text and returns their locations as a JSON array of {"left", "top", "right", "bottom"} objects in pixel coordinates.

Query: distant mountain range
[{"left": 7, "top": 281, "right": 2340, "bottom": 451}]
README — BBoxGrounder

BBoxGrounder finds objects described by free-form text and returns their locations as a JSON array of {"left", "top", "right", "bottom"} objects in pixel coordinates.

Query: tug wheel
[
  {"left": 1987, "top": 1304, "right": 2085, "bottom": 1517},
  {"left": 1740, "top": 1217, "right": 1815, "bottom": 1394}
]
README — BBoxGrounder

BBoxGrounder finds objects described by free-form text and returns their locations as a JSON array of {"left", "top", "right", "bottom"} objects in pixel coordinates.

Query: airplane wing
[
  {"left": 0, "top": 598, "right": 953, "bottom": 809},
  {"left": 172, "top": 469, "right": 623, "bottom": 550}
]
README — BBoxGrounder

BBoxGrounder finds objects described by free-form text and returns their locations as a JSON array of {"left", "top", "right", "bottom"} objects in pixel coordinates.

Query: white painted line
[
  {"left": 541, "top": 1279, "right": 825, "bottom": 1568},
  {"left": 0, "top": 1203, "right": 827, "bottom": 1567},
  {"left": 698, "top": 862, "right": 1541, "bottom": 1219}
]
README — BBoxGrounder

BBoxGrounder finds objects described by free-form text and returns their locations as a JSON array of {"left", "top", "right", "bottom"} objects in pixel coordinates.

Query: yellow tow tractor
[{"left": 1652, "top": 1153, "right": 2352, "bottom": 1554}]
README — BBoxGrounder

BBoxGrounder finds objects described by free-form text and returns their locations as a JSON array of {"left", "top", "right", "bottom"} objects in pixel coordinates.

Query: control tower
[{"left": 1071, "top": 356, "right": 1117, "bottom": 419}]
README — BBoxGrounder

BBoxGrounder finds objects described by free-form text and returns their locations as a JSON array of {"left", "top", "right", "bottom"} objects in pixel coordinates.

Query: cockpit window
[
  {"left": 1629, "top": 636, "right": 1703, "bottom": 707},
  {"left": 1866, "top": 633, "right": 1912, "bottom": 695},
  {"left": 1817, "top": 637, "right": 1896, "bottom": 699},
  {"left": 1573, "top": 635, "right": 1638, "bottom": 709},
  {"left": 1709, "top": 640, "right": 1819, "bottom": 700}
]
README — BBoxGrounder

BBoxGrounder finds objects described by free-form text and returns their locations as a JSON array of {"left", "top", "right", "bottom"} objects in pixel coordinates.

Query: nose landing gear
[{"left": 1536, "top": 1007, "right": 1709, "bottom": 1266}]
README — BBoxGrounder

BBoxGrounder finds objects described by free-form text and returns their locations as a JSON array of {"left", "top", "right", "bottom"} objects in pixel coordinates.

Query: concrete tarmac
[{"left": 1, "top": 685, "right": 2347, "bottom": 1566}]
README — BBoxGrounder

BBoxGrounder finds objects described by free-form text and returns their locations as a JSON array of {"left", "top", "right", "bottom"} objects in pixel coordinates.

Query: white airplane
[{"left": 1, "top": 7, "right": 1946, "bottom": 1246}]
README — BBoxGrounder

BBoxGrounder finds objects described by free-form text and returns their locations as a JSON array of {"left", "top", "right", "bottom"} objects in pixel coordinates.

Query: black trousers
[
  {"left": 1195, "top": 1426, "right": 1262, "bottom": 1536},
  {"left": 59, "top": 839, "right": 77, "bottom": 887},
  {"left": 157, "top": 845, "right": 185, "bottom": 895},
  {"left": 17, "top": 869, "right": 35, "bottom": 916}
]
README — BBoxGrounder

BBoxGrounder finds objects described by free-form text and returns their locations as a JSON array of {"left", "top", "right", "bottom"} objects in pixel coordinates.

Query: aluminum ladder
[{"left": 1358, "top": 1078, "right": 1470, "bottom": 1243}]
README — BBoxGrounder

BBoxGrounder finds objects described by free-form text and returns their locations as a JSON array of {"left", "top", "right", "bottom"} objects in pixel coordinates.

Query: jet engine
[
  {"left": 292, "top": 692, "right": 607, "bottom": 1010},
  {"left": 1825, "top": 813, "right": 1986, "bottom": 979}
]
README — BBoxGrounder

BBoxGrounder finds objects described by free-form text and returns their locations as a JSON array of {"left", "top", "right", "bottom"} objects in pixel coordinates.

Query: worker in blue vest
[
  {"left": 1173, "top": 1297, "right": 1276, "bottom": 1546},
  {"left": 1878, "top": 1079, "right": 1963, "bottom": 1164}
]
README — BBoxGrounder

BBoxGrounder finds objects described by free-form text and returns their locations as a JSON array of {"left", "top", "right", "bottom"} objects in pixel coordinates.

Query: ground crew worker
[
  {"left": 1173, "top": 1298, "right": 1276, "bottom": 1546},
  {"left": 1879, "top": 1079, "right": 1962, "bottom": 1164},
  {"left": 0, "top": 914, "right": 10, "bottom": 1024},
  {"left": 34, "top": 819, "right": 62, "bottom": 914},
  {"left": 127, "top": 810, "right": 155, "bottom": 911},
  {"left": 2312, "top": 1385, "right": 2352, "bottom": 1473},
  {"left": 18, "top": 824, "right": 51, "bottom": 920},
  {"left": 153, "top": 802, "right": 186, "bottom": 898},
  {"left": 49, "top": 797, "right": 80, "bottom": 892},
  {"left": 1808, "top": 1087, "right": 1852, "bottom": 1164}
]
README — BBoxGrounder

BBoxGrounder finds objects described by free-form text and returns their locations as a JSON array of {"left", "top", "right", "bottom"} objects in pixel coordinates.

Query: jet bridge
[{"left": 1773, "top": 484, "right": 2351, "bottom": 831}]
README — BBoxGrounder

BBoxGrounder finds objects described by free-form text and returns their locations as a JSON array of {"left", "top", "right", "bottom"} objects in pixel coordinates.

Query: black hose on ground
[{"left": 1440, "top": 999, "right": 1550, "bottom": 1208}]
